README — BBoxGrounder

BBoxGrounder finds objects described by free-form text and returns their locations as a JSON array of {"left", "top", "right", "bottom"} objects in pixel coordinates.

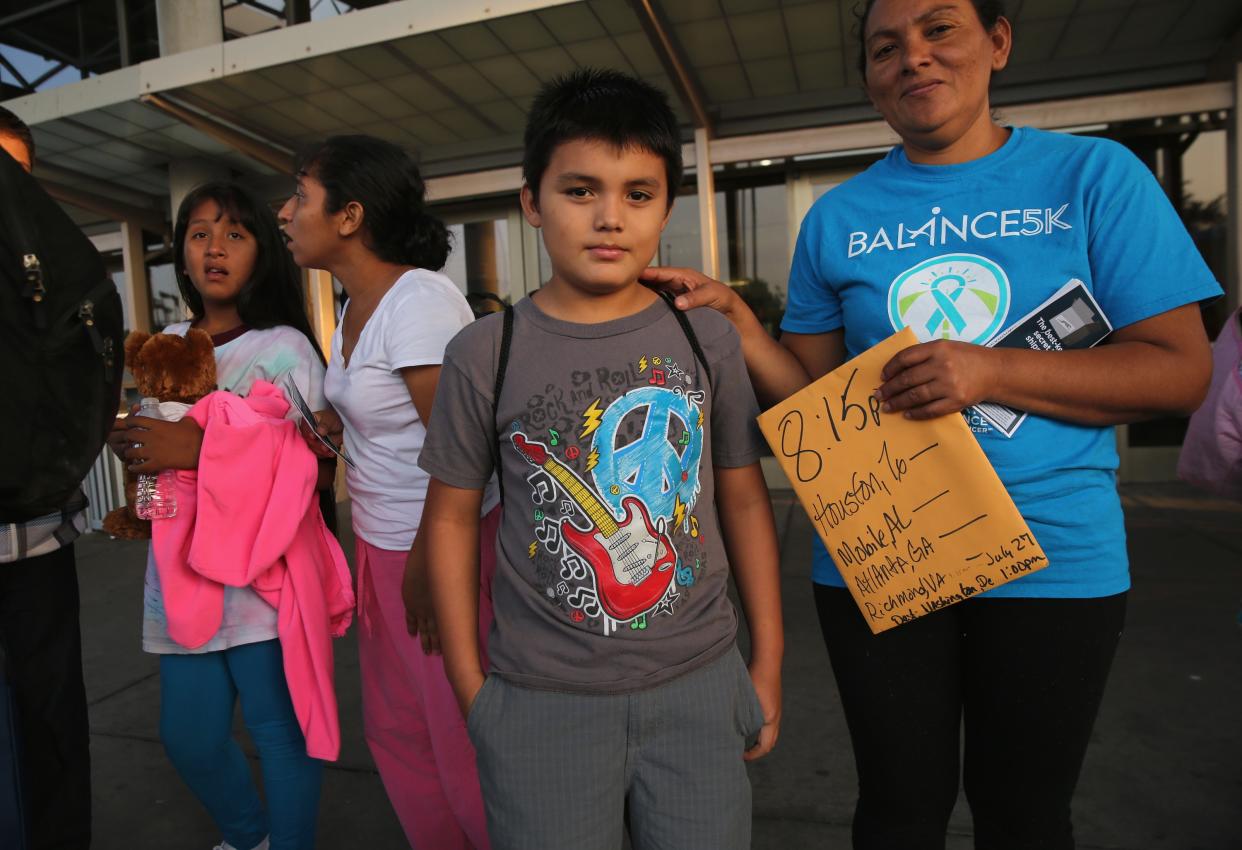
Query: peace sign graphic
[{"left": 589, "top": 387, "right": 703, "bottom": 522}]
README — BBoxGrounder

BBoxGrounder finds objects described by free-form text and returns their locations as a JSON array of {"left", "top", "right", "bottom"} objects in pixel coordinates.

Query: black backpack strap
[
  {"left": 657, "top": 290, "right": 712, "bottom": 385},
  {"left": 491, "top": 304, "right": 514, "bottom": 505}
]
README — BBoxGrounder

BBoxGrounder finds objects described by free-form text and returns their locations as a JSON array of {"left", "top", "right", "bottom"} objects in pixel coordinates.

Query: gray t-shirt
[{"left": 419, "top": 295, "right": 765, "bottom": 694}]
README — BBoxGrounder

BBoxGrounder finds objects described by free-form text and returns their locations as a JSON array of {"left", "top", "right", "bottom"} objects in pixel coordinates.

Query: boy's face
[
  {"left": 522, "top": 138, "right": 672, "bottom": 297},
  {"left": 0, "top": 134, "right": 32, "bottom": 173}
]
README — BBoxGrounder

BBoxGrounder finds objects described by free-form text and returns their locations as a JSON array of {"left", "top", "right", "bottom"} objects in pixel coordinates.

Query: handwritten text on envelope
[{"left": 757, "top": 328, "right": 1049, "bottom": 634}]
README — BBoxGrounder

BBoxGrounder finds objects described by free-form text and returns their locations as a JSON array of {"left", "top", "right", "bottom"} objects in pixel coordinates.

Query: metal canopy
[
  {"left": 4, "top": 0, "right": 1242, "bottom": 231},
  {"left": 0, "top": 0, "right": 162, "bottom": 98}
]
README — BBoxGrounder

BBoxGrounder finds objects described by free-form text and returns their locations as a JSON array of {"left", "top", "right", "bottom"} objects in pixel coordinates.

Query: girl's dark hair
[
  {"left": 523, "top": 68, "right": 683, "bottom": 209},
  {"left": 173, "top": 181, "right": 324, "bottom": 365},
  {"left": 855, "top": 0, "right": 1007, "bottom": 76},
  {"left": 295, "top": 135, "right": 451, "bottom": 271}
]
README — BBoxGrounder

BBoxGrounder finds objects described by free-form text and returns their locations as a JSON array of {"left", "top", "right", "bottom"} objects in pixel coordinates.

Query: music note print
[{"left": 528, "top": 469, "right": 556, "bottom": 504}]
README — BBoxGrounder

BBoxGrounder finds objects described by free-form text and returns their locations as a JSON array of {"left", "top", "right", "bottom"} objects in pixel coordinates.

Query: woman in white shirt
[{"left": 280, "top": 135, "right": 496, "bottom": 850}]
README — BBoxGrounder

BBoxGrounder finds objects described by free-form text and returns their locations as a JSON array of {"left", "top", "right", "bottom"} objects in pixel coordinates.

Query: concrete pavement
[{"left": 76, "top": 483, "right": 1242, "bottom": 849}]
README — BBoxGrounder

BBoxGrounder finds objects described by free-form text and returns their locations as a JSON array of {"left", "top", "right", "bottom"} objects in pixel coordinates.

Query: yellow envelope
[{"left": 757, "top": 327, "right": 1049, "bottom": 633}]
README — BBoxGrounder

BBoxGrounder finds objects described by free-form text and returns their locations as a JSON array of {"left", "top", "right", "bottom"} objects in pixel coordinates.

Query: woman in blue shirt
[{"left": 645, "top": 0, "right": 1219, "bottom": 846}]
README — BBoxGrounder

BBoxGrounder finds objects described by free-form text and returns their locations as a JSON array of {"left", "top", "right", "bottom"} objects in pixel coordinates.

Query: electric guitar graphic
[{"left": 512, "top": 432, "right": 676, "bottom": 622}]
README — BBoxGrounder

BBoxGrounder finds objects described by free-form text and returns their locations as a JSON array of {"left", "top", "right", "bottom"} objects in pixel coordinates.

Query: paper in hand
[
  {"left": 756, "top": 328, "right": 1049, "bottom": 633},
  {"left": 282, "top": 375, "right": 356, "bottom": 469}
]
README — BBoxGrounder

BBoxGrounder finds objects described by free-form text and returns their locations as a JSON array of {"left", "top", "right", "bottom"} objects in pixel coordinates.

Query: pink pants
[{"left": 355, "top": 506, "right": 499, "bottom": 850}]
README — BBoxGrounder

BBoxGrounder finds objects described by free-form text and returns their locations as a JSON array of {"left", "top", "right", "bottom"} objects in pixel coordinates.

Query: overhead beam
[
  {"left": 172, "top": 88, "right": 299, "bottom": 151},
  {"left": 0, "top": 54, "right": 32, "bottom": 93},
  {"left": 708, "top": 81, "right": 1234, "bottom": 165},
  {"left": 4, "top": 30, "right": 82, "bottom": 71},
  {"left": 140, "top": 92, "right": 295, "bottom": 174},
  {"left": 42, "top": 180, "right": 167, "bottom": 234},
  {"left": 626, "top": 0, "right": 713, "bottom": 134},
  {"left": 425, "top": 166, "right": 523, "bottom": 203},
  {"left": 35, "top": 161, "right": 165, "bottom": 211},
  {"left": 29, "top": 62, "right": 70, "bottom": 90},
  {"left": 0, "top": 0, "right": 81, "bottom": 30}
]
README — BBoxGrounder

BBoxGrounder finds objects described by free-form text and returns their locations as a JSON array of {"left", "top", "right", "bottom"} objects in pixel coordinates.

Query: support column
[
  {"left": 167, "top": 158, "right": 230, "bottom": 223},
  {"left": 155, "top": 0, "right": 223, "bottom": 56},
  {"left": 695, "top": 127, "right": 719, "bottom": 279},
  {"left": 724, "top": 178, "right": 740, "bottom": 280},
  {"left": 303, "top": 268, "right": 336, "bottom": 361},
  {"left": 465, "top": 221, "right": 499, "bottom": 295},
  {"left": 786, "top": 171, "right": 814, "bottom": 262},
  {"left": 286, "top": 0, "right": 311, "bottom": 26},
  {"left": 518, "top": 213, "right": 542, "bottom": 296},
  {"left": 115, "top": 0, "right": 132, "bottom": 67},
  {"left": 506, "top": 208, "right": 531, "bottom": 299},
  {"left": 120, "top": 220, "right": 150, "bottom": 333}
]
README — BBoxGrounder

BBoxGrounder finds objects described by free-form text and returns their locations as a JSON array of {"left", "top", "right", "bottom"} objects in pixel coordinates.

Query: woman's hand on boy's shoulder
[
  {"left": 640, "top": 266, "right": 740, "bottom": 317},
  {"left": 743, "top": 662, "right": 782, "bottom": 762},
  {"left": 641, "top": 266, "right": 774, "bottom": 346},
  {"left": 300, "top": 407, "right": 344, "bottom": 458}
]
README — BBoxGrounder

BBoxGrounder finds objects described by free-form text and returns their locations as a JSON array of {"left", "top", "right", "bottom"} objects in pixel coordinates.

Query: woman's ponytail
[{"left": 403, "top": 212, "right": 451, "bottom": 272}]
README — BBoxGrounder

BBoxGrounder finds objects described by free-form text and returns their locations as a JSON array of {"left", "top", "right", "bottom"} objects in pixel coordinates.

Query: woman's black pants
[{"left": 814, "top": 584, "right": 1126, "bottom": 850}]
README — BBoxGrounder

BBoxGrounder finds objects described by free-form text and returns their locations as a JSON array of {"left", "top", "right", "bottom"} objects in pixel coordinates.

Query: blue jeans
[{"left": 160, "top": 639, "right": 321, "bottom": 850}]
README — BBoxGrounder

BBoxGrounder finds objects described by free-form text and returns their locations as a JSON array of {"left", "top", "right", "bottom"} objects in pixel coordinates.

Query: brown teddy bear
[{"left": 101, "top": 329, "right": 218, "bottom": 539}]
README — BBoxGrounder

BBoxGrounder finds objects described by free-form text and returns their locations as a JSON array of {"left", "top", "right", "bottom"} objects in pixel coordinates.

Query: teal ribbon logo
[{"left": 888, "top": 254, "right": 1010, "bottom": 344}]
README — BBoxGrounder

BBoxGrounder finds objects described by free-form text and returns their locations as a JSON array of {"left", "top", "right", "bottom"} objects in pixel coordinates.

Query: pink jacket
[
  {"left": 152, "top": 381, "right": 355, "bottom": 760},
  {"left": 1178, "top": 311, "right": 1242, "bottom": 500}
]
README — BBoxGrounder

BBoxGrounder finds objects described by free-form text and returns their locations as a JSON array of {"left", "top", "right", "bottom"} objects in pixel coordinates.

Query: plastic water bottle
[{"left": 134, "top": 397, "right": 178, "bottom": 520}]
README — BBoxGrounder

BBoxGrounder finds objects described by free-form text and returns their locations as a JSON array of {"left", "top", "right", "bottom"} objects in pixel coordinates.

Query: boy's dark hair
[
  {"left": 855, "top": 0, "right": 1007, "bottom": 77},
  {"left": 522, "top": 68, "right": 683, "bottom": 209},
  {"left": 173, "top": 181, "right": 324, "bottom": 365},
  {"left": 0, "top": 105, "right": 35, "bottom": 167},
  {"left": 296, "top": 135, "right": 451, "bottom": 271}
]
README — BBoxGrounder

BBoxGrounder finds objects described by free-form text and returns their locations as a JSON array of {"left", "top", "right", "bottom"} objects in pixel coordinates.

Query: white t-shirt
[
  {"left": 325, "top": 268, "right": 485, "bottom": 551},
  {"left": 143, "top": 322, "right": 327, "bottom": 654}
]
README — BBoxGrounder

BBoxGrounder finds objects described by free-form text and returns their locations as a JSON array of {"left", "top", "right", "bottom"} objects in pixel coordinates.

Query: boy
[{"left": 418, "top": 69, "right": 783, "bottom": 850}]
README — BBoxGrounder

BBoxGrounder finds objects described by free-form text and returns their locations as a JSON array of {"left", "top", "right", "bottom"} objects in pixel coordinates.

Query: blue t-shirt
[{"left": 783, "top": 126, "right": 1222, "bottom": 598}]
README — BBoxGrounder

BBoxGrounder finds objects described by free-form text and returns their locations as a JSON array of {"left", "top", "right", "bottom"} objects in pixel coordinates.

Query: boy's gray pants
[{"left": 466, "top": 645, "right": 766, "bottom": 850}]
